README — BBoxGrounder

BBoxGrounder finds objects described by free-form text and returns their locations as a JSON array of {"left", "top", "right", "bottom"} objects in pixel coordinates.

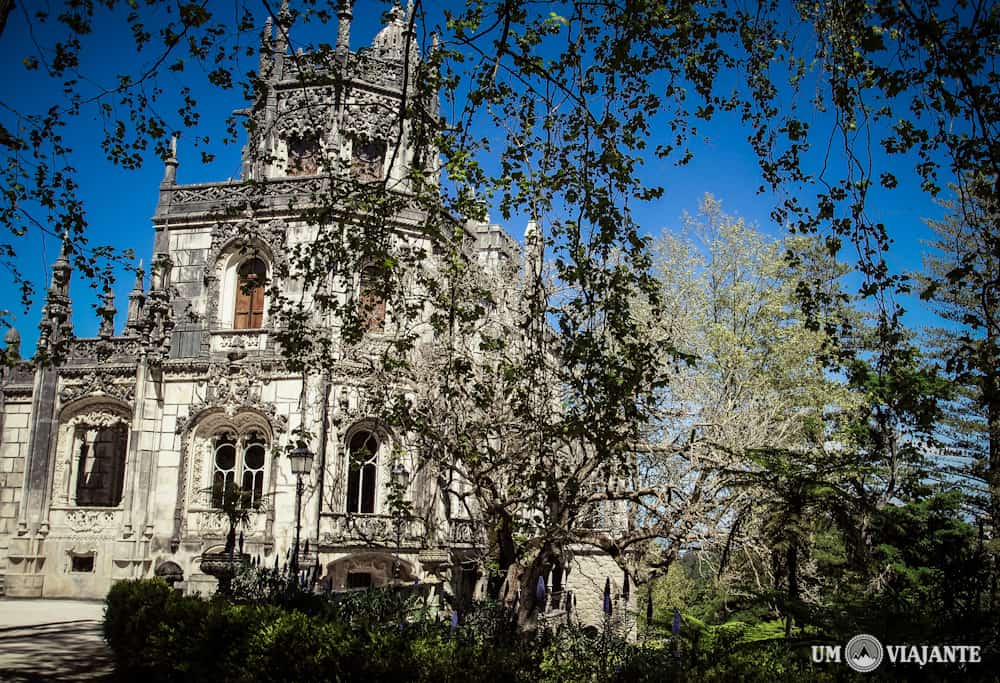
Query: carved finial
[
  {"left": 3, "top": 326, "right": 21, "bottom": 361},
  {"left": 163, "top": 134, "right": 179, "bottom": 185},
  {"left": 125, "top": 262, "right": 146, "bottom": 336},
  {"left": 274, "top": 0, "right": 291, "bottom": 59},
  {"left": 260, "top": 15, "right": 274, "bottom": 75},
  {"left": 38, "top": 238, "right": 75, "bottom": 354},
  {"left": 98, "top": 284, "right": 117, "bottom": 339},
  {"left": 50, "top": 238, "right": 72, "bottom": 297}
]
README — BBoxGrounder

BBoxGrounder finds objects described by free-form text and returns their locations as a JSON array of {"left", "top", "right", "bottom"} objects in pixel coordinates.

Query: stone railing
[
  {"left": 166, "top": 176, "right": 331, "bottom": 208},
  {"left": 319, "top": 513, "right": 426, "bottom": 547},
  {"left": 448, "top": 518, "right": 485, "bottom": 546},
  {"left": 282, "top": 51, "right": 407, "bottom": 91},
  {"left": 210, "top": 329, "right": 269, "bottom": 353}
]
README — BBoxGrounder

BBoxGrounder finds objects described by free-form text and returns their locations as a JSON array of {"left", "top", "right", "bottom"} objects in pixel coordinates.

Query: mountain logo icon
[{"left": 845, "top": 634, "right": 884, "bottom": 673}]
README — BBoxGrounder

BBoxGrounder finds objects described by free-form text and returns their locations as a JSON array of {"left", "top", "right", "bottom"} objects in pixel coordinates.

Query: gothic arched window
[
  {"left": 346, "top": 430, "right": 379, "bottom": 514},
  {"left": 74, "top": 423, "right": 128, "bottom": 507},
  {"left": 234, "top": 258, "right": 266, "bottom": 330},
  {"left": 211, "top": 431, "right": 267, "bottom": 508}
]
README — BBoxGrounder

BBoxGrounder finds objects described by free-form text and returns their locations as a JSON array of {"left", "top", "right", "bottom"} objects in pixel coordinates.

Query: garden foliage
[{"left": 99, "top": 576, "right": 976, "bottom": 682}]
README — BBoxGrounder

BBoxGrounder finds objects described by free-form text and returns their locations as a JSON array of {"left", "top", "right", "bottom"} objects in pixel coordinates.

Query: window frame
[
  {"left": 345, "top": 429, "right": 380, "bottom": 515},
  {"left": 210, "top": 430, "right": 269, "bottom": 509},
  {"left": 71, "top": 421, "right": 128, "bottom": 508}
]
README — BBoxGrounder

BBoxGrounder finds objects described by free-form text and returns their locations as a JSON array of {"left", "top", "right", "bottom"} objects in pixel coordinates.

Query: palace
[{"left": 0, "top": 3, "right": 626, "bottom": 628}]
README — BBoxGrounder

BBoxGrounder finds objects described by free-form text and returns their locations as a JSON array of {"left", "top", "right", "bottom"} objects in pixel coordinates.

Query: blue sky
[{"left": 0, "top": 0, "right": 948, "bottom": 353}]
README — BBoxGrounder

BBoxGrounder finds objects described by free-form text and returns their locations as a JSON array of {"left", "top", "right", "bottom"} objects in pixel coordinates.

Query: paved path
[{"left": 0, "top": 599, "right": 114, "bottom": 682}]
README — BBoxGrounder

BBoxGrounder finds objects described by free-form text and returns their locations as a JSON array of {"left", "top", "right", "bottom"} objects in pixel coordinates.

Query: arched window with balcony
[{"left": 234, "top": 258, "right": 267, "bottom": 330}]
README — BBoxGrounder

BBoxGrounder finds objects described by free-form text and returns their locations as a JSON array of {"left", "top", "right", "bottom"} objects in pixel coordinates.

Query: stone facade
[{"left": 0, "top": 3, "right": 634, "bottom": 631}]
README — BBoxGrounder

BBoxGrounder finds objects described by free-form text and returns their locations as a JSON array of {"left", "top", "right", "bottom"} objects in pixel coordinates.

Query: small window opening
[
  {"left": 71, "top": 556, "right": 95, "bottom": 573},
  {"left": 347, "top": 572, "right": 373, "bottom": 589}
]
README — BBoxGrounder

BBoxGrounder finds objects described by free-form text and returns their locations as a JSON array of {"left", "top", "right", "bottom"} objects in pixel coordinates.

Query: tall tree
[{"left": 920, "top": 179, "right": 1000, "bottom": 601}]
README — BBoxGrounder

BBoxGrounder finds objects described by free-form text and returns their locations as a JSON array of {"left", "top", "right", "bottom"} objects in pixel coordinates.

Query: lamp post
[
  {"left": 390, "top": 460, "right": 409, "bottom": 582},
  {"left": 288, "top": 444, "right": 315, "bottom": 577}
]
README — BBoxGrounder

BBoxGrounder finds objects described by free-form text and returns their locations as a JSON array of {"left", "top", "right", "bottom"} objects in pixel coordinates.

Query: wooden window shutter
[{"left": 235, "top": 258, "right": 267, "bottom": 330}]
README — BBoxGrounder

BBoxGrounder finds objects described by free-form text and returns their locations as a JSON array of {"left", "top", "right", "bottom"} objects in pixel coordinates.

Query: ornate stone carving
[
  {"left": 59, "top": 371, "right": 137, "bottom": 405},
  {"left": 342, "top": 89, "right": 401, "bottom": 143},
  {"left": 207, "top": 218, "right": 287, "bottom": 266},
  {"left": 66, "top": 338, "right": 143, "bottom": 361},
  {"left": 193, "top": 511, "right": 259, "bottom": 534},
  {"left": 449, "top": 518, "right": 485, "bottom": 545},
  {"left": 213, "top": 331, "right": 266, "bottom": 352},
  {"left": 63, "top": 509, "right": 119, "bottom": 533},
  {"left": 274, "top": 88, "right": 335, "bottom": 140}
]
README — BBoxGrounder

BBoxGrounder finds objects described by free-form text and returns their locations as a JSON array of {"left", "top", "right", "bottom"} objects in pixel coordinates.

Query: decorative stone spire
[
  {"left": 125, "top": 261, "right": 146, "bottom": 336},
  {"left": 97, "top": 284, "right": 117, "bottom": 339},
  {"left": 162, "top": 134, "right": 179, "bottom": 185},
  {"left": 37, "top": 240, "right": 74, "bottom": 355},
  {"left": 275, "top": 0, "right": 290, "bottom": 54},
  {"left": 3, "top": 326, "right": 21, "bottom": 362},
  {"left": 336, "top": 0, "right": 352, "bottom": 59},
  {"left": 260, "top": 15, "right": 274, "bottom": 76}
]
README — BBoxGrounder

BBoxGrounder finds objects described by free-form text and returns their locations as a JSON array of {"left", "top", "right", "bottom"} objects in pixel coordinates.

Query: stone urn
[{"left": 199, "top": 551, "right": 250, "bottom": 596}]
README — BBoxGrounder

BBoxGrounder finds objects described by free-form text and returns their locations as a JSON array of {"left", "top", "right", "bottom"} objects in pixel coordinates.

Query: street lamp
[
  {"left": 390, "top": 460, "right": 409, "bottom": 582},
  {"left": 288, "top": 444, "right": 315, "bottom": 577}
]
